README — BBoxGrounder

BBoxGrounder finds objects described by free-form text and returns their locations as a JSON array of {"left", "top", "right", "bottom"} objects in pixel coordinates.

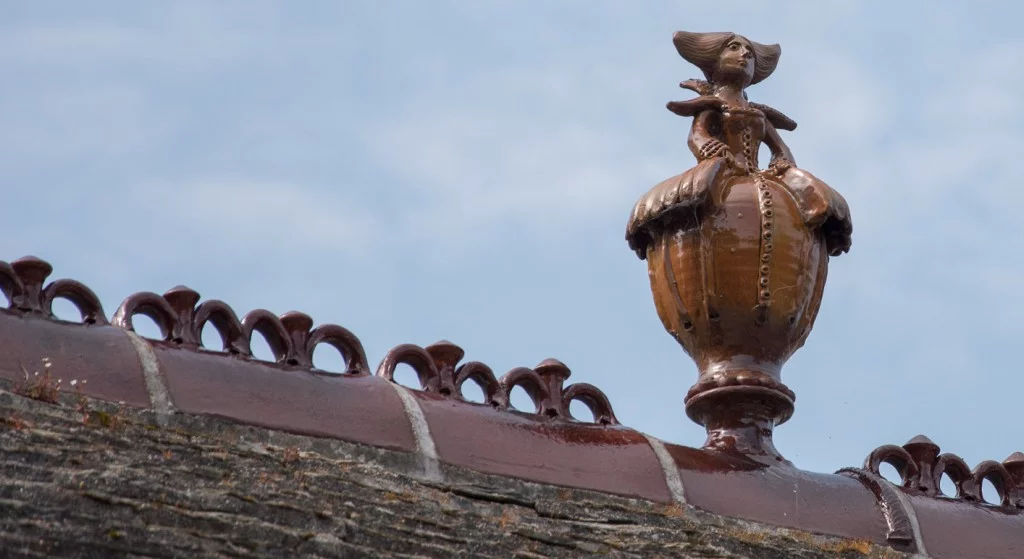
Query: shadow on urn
[{"left": 626, "top": 32, "right": 853, "bottom": 465}]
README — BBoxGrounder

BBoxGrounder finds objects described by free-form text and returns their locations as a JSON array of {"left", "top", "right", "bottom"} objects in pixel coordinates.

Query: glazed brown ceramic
[{"left": 626, "top": 31, "right": 853, "bottom": 462}]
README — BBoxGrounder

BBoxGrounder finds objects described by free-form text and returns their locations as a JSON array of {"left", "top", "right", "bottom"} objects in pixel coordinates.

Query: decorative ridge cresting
[
  {"left": 113, "top": 286, "right": 370, "bottom": 376},
  {"left": 0, "top": 255, "right": 617, "bottom": 426},
  {"left": 845, "top": 435, "right": 1024, "bottom": 510},
  {"left": 0, "top": 256, "right": 108, "bottom": 326},
  {"left": 378, "top": 340, "right": 618, "bottom": 424}
]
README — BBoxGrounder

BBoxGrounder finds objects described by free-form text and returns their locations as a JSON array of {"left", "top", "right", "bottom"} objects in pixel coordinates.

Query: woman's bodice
[
  {"left": 717, "top": 106, "right": 766, "bottom": 171},
  {"left": 627, "top": 94, "right": 852, "bottom": 259}
]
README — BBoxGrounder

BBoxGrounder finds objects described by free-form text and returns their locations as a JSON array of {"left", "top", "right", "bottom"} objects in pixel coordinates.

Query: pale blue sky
[{"left": 2, "top": 1, "right": 1022, "bottom": 475}]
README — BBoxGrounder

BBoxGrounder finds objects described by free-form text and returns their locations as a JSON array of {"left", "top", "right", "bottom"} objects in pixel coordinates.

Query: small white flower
[{"left": 70, "top": 380, "right": 78, "bottom": 387}]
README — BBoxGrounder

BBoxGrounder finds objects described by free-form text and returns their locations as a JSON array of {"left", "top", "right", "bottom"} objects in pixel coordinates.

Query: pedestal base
[{"left": 685, "top": 382, "right": 795, "bottom": 466}]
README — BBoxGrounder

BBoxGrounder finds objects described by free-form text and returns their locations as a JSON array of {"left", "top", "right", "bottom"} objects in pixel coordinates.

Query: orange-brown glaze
[{"left": 647, "top": 174, "right": 827, "bottom": 391}]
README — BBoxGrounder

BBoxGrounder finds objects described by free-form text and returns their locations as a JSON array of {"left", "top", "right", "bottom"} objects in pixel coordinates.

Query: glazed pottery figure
[{"left": 626, "top": 31, "right": 852, "bottom": 462}]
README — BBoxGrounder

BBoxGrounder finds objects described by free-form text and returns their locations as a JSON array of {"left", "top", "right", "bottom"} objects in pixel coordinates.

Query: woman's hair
[{"left": 672, "top": 31, "right": 781, "bottom": 86}]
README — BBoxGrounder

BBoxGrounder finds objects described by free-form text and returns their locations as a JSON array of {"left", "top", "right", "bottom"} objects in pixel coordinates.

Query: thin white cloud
[{"left": 364, "top": 61, "right": 680, "bottom": 246}]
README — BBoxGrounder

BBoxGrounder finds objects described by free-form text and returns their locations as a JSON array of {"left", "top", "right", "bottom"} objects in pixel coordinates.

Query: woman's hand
[
  {"left": 720, "top": 151, "right": 740, "bottom": 170},
  {"left": 768, "top": 158, "right": 794, "bottom": 176}
]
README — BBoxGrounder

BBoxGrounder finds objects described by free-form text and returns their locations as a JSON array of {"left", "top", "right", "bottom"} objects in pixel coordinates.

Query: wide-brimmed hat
[{"left": 672, "top": 31, "right": 780, "bottom": 85}]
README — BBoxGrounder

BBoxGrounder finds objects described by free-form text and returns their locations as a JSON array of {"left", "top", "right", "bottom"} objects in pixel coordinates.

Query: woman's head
[
  {"left": 672, "top": 31, "right": 781, "bottom": 88},
  {"left": 714, "top": 36, "right": 756, "bottom": 86}
]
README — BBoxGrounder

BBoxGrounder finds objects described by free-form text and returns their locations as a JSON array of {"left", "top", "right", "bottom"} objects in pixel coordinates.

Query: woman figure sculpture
[
  {"left": 626, "top": 31, "right": 853, "bottom": 458},
  {"left": 627, "top": 31, "right": 852, "bottom": 257}
]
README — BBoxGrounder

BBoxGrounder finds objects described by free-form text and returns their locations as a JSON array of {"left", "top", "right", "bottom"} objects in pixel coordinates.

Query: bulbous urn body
[{"left": 639, "top": 171, "right": 828, "bottom": 427}]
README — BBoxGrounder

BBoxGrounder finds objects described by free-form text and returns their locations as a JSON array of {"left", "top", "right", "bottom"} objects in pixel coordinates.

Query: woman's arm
[
  {"left": 687, "top": 110, "right": 729, "bottom": 162},
  {"left": 763, "top": 122, "right": 796, "bottom": 172},
  {"left": 749, "top": 102, "right": 797, "bottom": 131},
  {"left": 667, "top": 95, "right": 723, "bottom": 118}
]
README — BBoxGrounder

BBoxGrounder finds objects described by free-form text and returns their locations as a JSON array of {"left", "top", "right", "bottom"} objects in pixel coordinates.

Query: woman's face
[{"left": 715, "top": 36, "right": 755, "bottom": 85}]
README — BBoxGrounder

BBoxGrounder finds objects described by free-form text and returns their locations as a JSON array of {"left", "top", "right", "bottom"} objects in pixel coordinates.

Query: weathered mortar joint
[{"left": 836, "top": 467, "right": 922, "bottom": 553}]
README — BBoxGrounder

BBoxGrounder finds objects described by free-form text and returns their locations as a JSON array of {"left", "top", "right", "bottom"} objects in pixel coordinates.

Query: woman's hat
[{"left": 672, "top": 31, "right": 781, "bottom": 85}]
